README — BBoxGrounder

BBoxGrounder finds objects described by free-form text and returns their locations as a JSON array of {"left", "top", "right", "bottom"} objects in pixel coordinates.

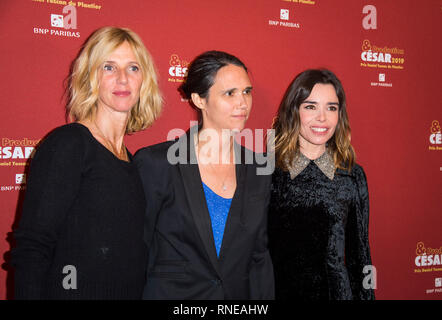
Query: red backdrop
[{"left": 0, "top": 0, "right": 440, "bottom": 300}]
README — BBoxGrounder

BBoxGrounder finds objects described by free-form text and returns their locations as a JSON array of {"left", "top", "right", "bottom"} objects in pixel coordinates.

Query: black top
[
  {"left": 11, "top": 123, "right": 147, "bottom": 299},
  {"left": 268, "top": 161, "right": 375, "bottom": 300}
]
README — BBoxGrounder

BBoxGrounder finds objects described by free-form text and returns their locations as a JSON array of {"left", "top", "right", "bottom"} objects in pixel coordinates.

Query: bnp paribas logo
[
  {"left": 268, "top": 8, "right": 300, "bottom": 29},
  {"left": 280, "top": 9, "right": 289, "bottom": 20},
  {"left": 33, "top": 5, "right": 80, "bottom": 38}
]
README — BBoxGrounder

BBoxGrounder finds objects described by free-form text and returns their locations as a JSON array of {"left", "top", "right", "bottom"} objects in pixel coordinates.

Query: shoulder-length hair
[
  {"left": 67, "top": 26, "right": 162, "bottom": 134},
  {"left": 272, "top": 69, "right": 355, "bottom": 171}
]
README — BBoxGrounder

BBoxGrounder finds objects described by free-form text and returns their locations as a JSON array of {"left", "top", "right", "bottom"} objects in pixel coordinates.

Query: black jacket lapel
[
  {"left": 176, "top": 131, "right": 222, "bottom": 277},
  {"left": 218, "top": 143, "right": 247, "bottom": 258}
]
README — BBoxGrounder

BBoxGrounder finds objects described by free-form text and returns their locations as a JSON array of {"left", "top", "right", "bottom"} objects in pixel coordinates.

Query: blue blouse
[{"left": 202, "top": 182, "right": 232, "bottom": 257}]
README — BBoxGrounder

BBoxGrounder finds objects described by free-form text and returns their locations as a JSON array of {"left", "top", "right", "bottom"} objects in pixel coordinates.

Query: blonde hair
[
  {"left": 273, "top": 69, "right": 355, "bottom": 171},
  {"left": 67, "top": 26, "right": 162, "bottom": 133}
]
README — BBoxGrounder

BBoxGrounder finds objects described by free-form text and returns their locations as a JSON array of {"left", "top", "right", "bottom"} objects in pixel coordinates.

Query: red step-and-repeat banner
[{"left": 0, "top": 0, "right": 440, "bottom": 300}]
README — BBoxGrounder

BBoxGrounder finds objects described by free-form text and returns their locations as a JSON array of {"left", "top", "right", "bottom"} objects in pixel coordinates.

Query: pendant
[{"left": 222, "top": 183, "right": 227, "bottom": 191}]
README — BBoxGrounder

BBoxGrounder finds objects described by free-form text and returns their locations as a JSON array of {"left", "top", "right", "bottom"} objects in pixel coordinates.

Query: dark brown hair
[
  {"left": 180, "top": 50, "right": 247, "bottom": 100},
  {"left": 273, "top": 69, "right": 355, "bottom": 171}
]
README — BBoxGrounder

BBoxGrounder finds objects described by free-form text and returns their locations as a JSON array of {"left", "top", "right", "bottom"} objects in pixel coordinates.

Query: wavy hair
[
  {"left": 272, "top": 69, "right": 355, "bottom": 171},
  {"left": 67, "top": 26, "right": 162, "bottom": 133}
]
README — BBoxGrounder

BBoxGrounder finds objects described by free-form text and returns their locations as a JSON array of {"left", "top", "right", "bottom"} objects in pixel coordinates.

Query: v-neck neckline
[{"left": 73, "top": 122, "right": 133, "bottom": 165}]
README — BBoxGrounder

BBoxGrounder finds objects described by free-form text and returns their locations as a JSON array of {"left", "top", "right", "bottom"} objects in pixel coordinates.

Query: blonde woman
[
  {"left": 11, "top": 27, "right": 162, "bottom": 299},
  {"left": 269, "top": 69, "right": 375, "bottom": 300}
]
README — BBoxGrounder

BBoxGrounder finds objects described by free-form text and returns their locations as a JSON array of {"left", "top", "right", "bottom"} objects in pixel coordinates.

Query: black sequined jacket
[{"left": 268, "top": 160, "right": 375, "bottom": 300}]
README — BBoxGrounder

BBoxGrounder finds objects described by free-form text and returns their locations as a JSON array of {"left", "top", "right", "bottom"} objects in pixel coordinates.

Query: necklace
[
  {"left": 195, "top": 135, "right": 234, "bottom": 192},
  {"left": 93, "top": 120, "right": 127, "bottom": 161},
  {"left": 207, "top": 162, "right": 232, "bottom": 191}
]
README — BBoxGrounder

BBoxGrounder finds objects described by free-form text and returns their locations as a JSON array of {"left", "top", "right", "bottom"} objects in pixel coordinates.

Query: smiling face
[
  {"left": 298, "top": 83, "right": 339, "bottom": 158},
  {"left": 193, "top": 64, "right": 252, "bottom": 133},
  {"left": 97, "top": 41, "right": 143, "bottom": 116}
]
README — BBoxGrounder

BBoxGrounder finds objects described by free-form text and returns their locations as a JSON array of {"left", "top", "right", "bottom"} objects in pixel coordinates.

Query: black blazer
[{"left": 134, "top": 129, "right": 275, "bottom": 299}]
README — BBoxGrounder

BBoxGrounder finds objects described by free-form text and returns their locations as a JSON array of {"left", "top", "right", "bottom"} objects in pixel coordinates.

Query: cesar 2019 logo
[
  {"left": 167, "top": 54, "right": 189, "bottom": 84},
  {"left": 429, "top": 120, "right": 441, "bottom": 145},
  {"left": 168, "top": 54, "right": 189, "bottom": 80},
  {"left": 415, "top": 242, "right": 442, "bottom": 267}
]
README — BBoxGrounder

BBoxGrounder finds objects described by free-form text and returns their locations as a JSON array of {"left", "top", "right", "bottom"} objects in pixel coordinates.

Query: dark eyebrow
[
  {"left": 302, "top": 100, "right": 339, "bottom": 105},
  {"left": 223, "top": 86, "right": 253, "bottom": 92},
  {"left": 302, "top": 100, "right": 318, "bottom": 104}
]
